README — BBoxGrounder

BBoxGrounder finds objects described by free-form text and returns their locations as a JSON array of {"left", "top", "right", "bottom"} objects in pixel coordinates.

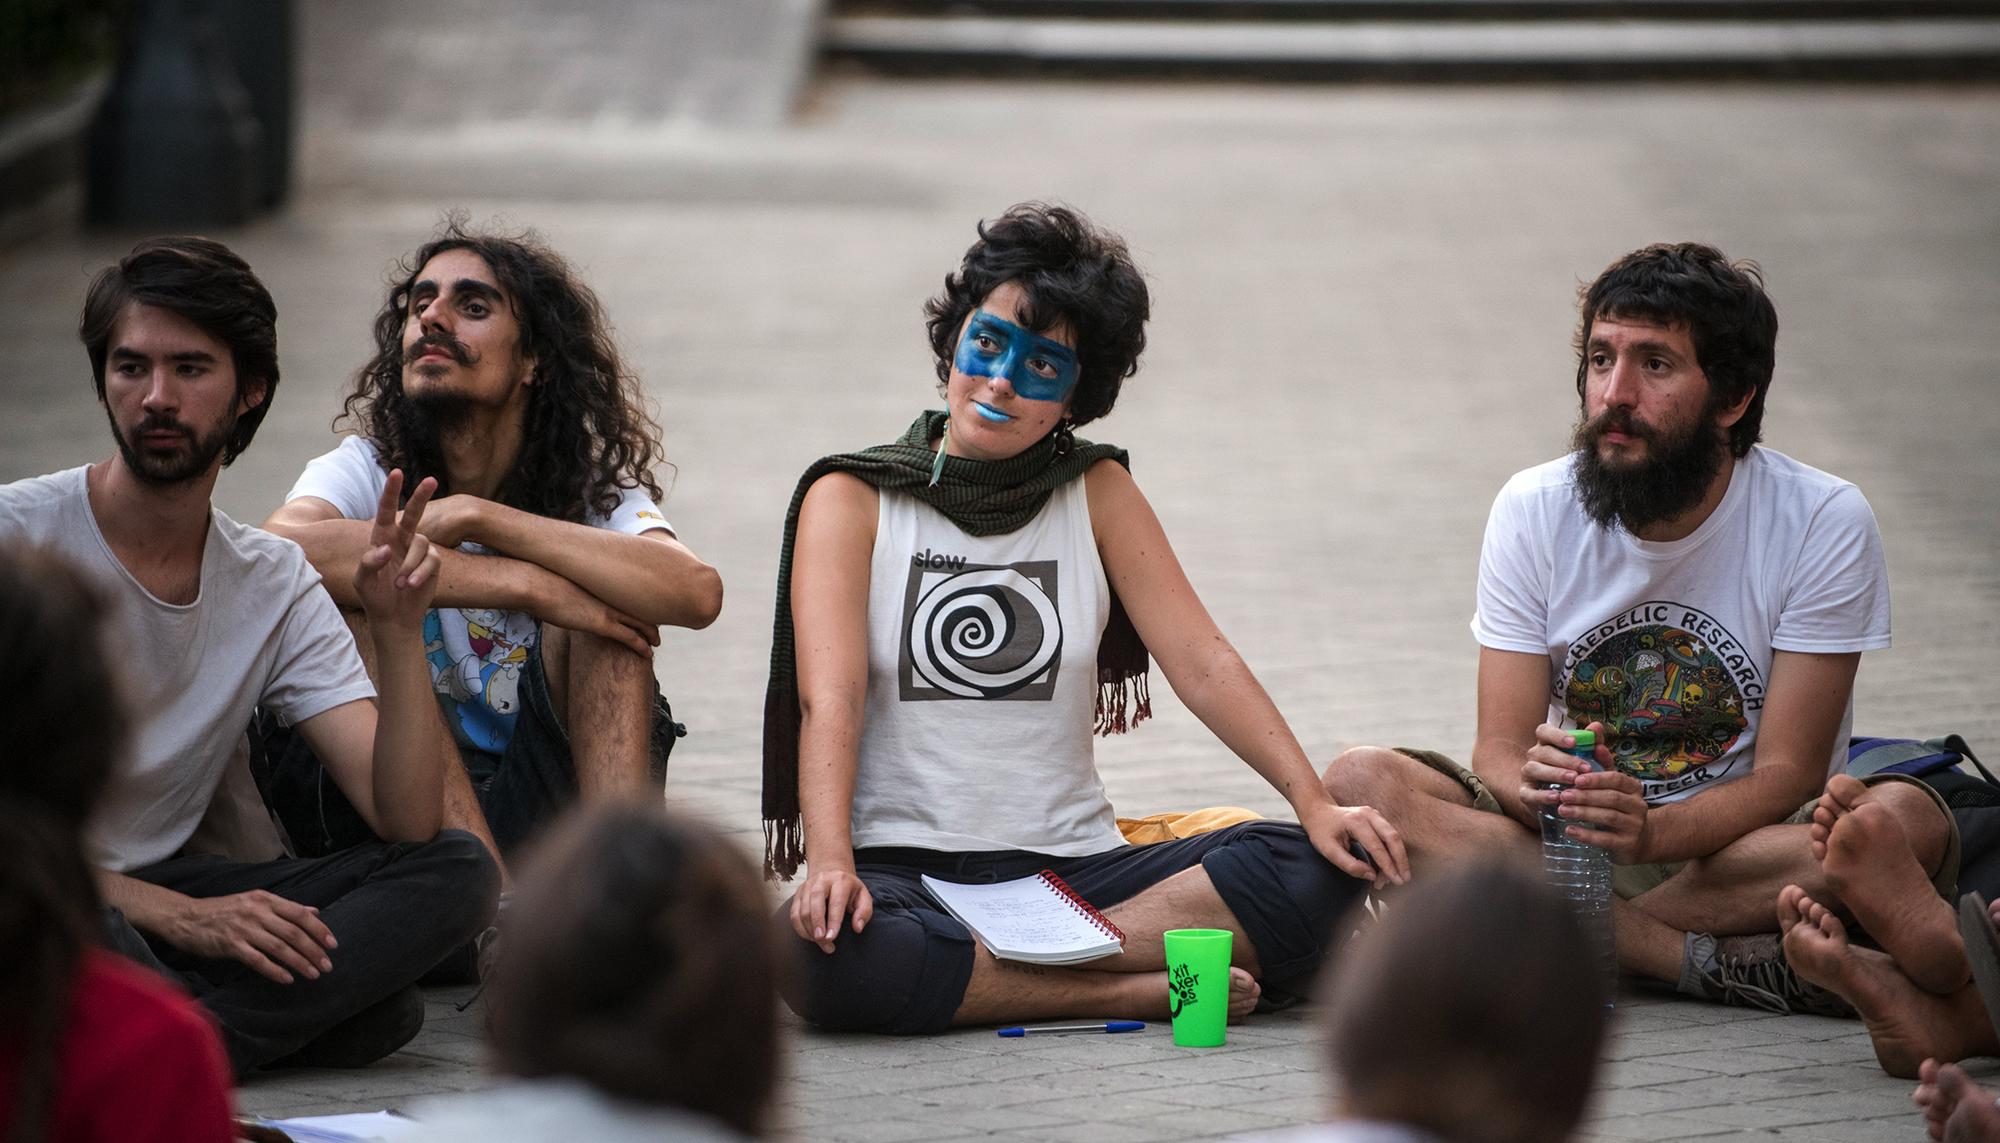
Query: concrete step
[{"left": 822, "top": 13, "right": 2000, "bottom": 79}]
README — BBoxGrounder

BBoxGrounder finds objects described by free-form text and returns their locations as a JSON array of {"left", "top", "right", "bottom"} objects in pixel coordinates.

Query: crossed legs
[
  {"left": 785, "top": 822, "right": 1360, "bottom": 1034},
  {"left": 951, "top": 866, "right": 1262, "bottom": 1026},
  {"left": 1321, "top": 748, "right": 1953, "bottom": 988}
]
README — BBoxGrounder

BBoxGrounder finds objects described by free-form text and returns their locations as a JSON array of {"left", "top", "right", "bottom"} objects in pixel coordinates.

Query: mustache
[
  {"left": 133, "top": 415, "right": 194, "bottom": 440},
  {"left": 1582, "top": 408, "right": 1655, "bottom": 442},
  {"left": 406, "top": 332, "right": 473, "bottom": 366}
]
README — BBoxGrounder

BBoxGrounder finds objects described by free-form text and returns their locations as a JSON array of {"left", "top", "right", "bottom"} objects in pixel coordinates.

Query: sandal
[{"left": 1956, "top": 892, "right": 2000, "bottom": 1037}]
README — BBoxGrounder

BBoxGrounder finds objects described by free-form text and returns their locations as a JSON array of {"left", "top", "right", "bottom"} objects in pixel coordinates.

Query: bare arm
[
  {"left": 1469, "top": 645, "right": 1554, "bottom": 829},
  {"left": 434, "top": 496, "right": 722, "bottom": 630},
  {"left": 268, "top": 497, "right": 551, "bottom": 613},
  {"left": 787, "top": 474, "right": 880, "bottom": 951},
  {"left": 1085, "top": 462, "right": 1406, "bottom": 884},
  {"left": 291, "top": 472, "right": 450, "bottom": 844},
  {"left": 268, "top": 496, "right": 665, "bottom": 656}
]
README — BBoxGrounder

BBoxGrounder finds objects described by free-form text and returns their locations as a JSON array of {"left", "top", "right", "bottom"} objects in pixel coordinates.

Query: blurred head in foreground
[
  {"left": 486, "top": 804, "right": 780, "bottom": 1138},
  {"left": 1324, "top": 863, "right": 1609, "bottom": 1143},
  {"left": 0, "top": 547, "right": 127, "bottom": 1142}
]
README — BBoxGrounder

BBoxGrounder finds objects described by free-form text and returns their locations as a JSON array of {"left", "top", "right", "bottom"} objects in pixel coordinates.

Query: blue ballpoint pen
[{"left": 997, "top": 1021, "right": 1145, "bottom": 1037}]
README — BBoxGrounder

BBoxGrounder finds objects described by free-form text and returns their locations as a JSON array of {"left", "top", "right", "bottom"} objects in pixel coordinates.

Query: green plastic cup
[{"left": 1163, "top": 928, "right": 1232, "bottom": 1047}]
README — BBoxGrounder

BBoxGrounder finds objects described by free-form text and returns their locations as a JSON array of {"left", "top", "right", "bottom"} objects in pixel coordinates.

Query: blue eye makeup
[{"left": 953, "top": 310, "right": 1080, "bottom": 404}]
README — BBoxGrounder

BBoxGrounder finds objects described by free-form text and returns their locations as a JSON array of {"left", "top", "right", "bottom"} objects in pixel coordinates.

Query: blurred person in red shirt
[{"left": 0, "top": 546, "right": 233, "bottom": 1143}]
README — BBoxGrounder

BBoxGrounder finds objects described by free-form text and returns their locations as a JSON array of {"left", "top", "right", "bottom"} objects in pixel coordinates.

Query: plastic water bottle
[{"left": 1540, "top": 728, "right": 1616, "bottom": 1007}]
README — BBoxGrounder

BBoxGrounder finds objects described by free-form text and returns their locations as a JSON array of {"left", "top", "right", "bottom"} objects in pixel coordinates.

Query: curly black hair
[
  {"left": 341, "top": 217, "right": 664, "bottom": 522},
  {"left": 924, "top": 203, "right": 1149, "bottom": 427},
  {"left": 1574, "top": 242, "right": 1779, "bottom": 459}
]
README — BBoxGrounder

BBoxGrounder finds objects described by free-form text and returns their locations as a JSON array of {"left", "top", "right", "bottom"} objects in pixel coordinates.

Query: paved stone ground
[{"left": 2, "top": 70, "right": 1997, "bottom": 1141}]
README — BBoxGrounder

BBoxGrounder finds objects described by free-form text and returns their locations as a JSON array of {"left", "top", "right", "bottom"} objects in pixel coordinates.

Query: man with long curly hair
[{"left": 263, "top": 221, "right": 722, "bottom": 901}]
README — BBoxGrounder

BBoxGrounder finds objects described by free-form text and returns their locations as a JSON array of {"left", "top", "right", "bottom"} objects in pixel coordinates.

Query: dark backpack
[{"left": 1847, "top": 734, "right": 2000, "bottom": 809}]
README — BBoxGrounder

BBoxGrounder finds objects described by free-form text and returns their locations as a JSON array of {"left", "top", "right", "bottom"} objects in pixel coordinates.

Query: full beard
[
  {"left": 1570, "top": 406, "right": 1729, "bottom": 534},
  {"left": 108, "top": 410, "right": 236, "bottom": 486}
]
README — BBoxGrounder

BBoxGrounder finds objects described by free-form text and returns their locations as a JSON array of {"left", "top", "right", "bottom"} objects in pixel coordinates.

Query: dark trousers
[
  {"left": 781, "top": 821, "right": 1365, "bottom": 1034},
  {"left": 103, "top": 830, "right": 498, "bottom": 1075},
  {"left": 256, "top": 642, "right": 680, "bottom": 858},
  {"left": 1957, "top": 805, "right": 2000, "bottom": 904}
]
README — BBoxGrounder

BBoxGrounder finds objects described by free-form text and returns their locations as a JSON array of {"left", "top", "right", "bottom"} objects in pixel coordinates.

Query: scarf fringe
[
  {"left": 1093, "top": 673, "right": 1153, "bottom": 736},
  {"left": 764, "top": 817, "right": 804, "bottom": 883}
]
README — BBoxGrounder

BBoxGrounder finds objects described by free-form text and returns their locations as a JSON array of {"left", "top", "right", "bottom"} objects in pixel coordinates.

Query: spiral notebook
[{"left": 921, "top": 869, "right": 1125, "bottom": 965}]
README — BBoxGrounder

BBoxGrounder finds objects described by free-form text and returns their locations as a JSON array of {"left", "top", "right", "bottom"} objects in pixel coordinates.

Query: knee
[
  {"left": 416, "top": 829, "right": 503, "bottom": 931},
  {"left": 1204, "top": 822, "right": 1366, "bottom": 986},
  {"left": 777, "top": 932, "right": 891, "bottom": 1033},
  {"left": 1229, "top": 821, "right": 1363, "bottom": 910},
  {"left": 774, "top": 905, "right": 956, "bottom": 1034},
  {"left": 1320, "top": 746, "right": 1411, "bottom": 809},
  {"left": 1870, "top": 782, "right": 1952, "bottom": 869}
]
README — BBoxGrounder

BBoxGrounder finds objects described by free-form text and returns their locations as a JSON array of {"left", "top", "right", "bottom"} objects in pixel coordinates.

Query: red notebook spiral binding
[{"left": 1037, "top": 869, "right": 1126, "bottom": 944}]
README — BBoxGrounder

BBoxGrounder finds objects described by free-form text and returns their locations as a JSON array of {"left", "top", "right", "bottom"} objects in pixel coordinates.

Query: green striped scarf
[{"left": 761, "top": 410, "right": 1153, "bottom": 880}]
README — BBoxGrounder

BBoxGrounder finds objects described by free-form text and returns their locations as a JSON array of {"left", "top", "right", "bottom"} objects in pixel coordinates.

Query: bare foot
[
  {"left": 1916, "top": 1057, "right": 1953, "bottom": 1141},
  {"left": 1781, "top": 888, "right": 1985, "bottom": 1079},
  {"left": 1819, "top": 803, "right": 1969, "bottom": 993},
  {"left": 1916, "top": 1058, "right": 2000, "bottom": 1143},
  {"left": 1228, "top": 966, "right": 1261, "bottom": 1021},
  {"left": 1810, "top": 773, "right": 1872, "bottom": 863},
  {"left": 1107, "top": 965, "right": 1258, "bottom": 1021}
]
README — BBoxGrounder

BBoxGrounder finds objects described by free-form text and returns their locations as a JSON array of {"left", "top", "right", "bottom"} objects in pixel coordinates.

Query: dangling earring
[
  {"left": 1053, "top": 416, "right": 1075, "bottom": 457},
  {"left": 929, "top": 419, "right": 949, "bottom": 487}
]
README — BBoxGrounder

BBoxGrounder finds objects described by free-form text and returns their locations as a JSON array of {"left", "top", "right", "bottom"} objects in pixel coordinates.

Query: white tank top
[{"left": 850, "top": 480, "right": 1126, "bottom": 855}]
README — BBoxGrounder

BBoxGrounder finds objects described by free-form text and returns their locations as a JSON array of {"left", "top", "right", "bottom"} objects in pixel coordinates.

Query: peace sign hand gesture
[{"left": 353, "top": 469, "right": 442, "bottom": 629}]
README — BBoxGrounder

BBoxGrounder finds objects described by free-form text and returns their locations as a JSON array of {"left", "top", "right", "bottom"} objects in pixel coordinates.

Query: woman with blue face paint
[{"left": 760, "top": 202, "right": 1411, "bottom": 1034}]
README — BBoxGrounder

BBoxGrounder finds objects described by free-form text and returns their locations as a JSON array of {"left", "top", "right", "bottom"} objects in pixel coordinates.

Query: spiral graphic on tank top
[{"left": 907, "top": 567, "right": 1064, "bottom": 699}]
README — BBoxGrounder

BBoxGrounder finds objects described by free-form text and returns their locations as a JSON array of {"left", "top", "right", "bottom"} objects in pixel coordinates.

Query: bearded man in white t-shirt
[
  {"left": 0, "top": 237, "right": 498, "bottom": 1074},
  {"left": 1320, "top": 242, "right": 1958, "bottom": 1014},
  {"left": 262, "top": 222, "right": 722, "bottom": 897}
]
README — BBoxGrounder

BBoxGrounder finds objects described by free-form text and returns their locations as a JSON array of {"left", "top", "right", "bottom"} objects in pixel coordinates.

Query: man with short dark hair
[
  {"left": 1321, "top": 242, "right": 1957, "bottom": 1012},
  {"left": 0, "top": 236, "right": 498, "bottom": 1074},
  {"left": 263, "top": 222, "right": 722, "bottom": 885}
]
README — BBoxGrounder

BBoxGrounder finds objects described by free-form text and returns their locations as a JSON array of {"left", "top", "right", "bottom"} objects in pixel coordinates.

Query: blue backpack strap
[{"left": 1846, "top": 734, "right": 1996, "bottom": 785}]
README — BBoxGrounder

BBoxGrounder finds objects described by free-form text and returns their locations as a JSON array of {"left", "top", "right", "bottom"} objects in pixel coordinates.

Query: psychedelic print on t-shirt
[{"left": 1558, "top": 601, "right": 1764, "bottom": 801}]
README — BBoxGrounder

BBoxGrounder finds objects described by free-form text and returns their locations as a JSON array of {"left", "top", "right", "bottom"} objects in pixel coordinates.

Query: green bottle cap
[{"left": 1570, "top": 729, "right": 1596, "bottom": 748}]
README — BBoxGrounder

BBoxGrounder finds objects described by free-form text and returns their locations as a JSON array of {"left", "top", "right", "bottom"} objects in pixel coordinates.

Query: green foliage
[{"left": 0, "top": 0, "right": 125, "bottom": 117}]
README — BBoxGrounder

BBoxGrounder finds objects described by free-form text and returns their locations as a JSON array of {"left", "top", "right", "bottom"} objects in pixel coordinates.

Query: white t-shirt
[
  {"left": 0, "top": 466, "right": 375, "bottom": 872},
  {"left": 1472, "top": 446, "right": 1890, "bottom": 805},
  {"left": 285, "top": 436, "right": 671, "bottom": 756},
  {"left": 852, "top": 482, "right": 1125, "bottom": 855}
]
